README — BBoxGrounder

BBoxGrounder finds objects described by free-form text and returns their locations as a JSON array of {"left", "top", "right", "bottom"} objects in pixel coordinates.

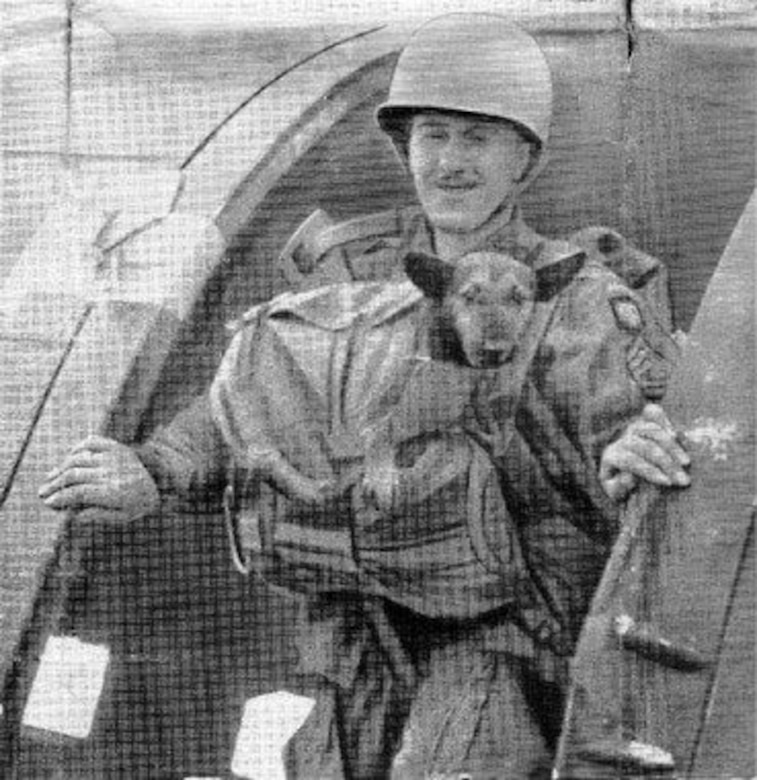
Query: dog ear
[
  {"left": 529, "top": 243, "right": 586, "bottom": 300},
  {"left": 534, "top": 253, "right": 585, "bottom": 300},
  {"left": 403, "top": 252, "right": 455, "bottom": 300}
]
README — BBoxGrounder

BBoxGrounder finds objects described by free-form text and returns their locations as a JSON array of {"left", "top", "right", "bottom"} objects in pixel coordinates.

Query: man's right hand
[{"left": 38, "top": 435, "right": 160, "bottom": 524}]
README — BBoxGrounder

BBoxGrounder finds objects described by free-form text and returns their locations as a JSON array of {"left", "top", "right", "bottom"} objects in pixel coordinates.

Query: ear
[
  {"left": 513, "top": 138, "right": 536, "bottom": 184},
  {"left": 403, "top": 252, "right": 455, "bottom": 300}
]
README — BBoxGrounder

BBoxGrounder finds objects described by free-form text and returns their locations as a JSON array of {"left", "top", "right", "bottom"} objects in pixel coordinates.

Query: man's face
[{"left": 408, "top": 111, "right": 531, "bottom": 234}]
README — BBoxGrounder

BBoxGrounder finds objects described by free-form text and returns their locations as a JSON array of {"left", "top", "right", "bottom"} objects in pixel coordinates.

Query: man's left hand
[{"left": 600, "top": 403, "right": 691, "bottom": 503}]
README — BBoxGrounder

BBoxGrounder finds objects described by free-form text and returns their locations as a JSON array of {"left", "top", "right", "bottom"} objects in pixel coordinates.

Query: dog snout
[{"left": 478, "top": 339, "right": 512, "bottom": 367}]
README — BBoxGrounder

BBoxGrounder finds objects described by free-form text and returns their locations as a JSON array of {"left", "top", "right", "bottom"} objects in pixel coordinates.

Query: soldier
[{"left": 39, "top": 14, "right": 690, "bottom": 779}]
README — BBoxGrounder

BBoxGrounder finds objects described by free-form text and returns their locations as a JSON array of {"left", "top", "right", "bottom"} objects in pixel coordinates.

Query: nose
[
  {"left": 479, "top": 339, "right": 511, "bottom": 367},
  {"left": 438, "top": 137, "right": 470, "bottom": 173}
]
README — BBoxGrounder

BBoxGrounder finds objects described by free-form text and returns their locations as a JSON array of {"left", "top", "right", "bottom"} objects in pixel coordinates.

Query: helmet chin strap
[
  {"left": 477, "top": 145, "right": 549, "bottom": 229},
  {"left": 513, "top": 145, "right": 549, "bottom": 194}
]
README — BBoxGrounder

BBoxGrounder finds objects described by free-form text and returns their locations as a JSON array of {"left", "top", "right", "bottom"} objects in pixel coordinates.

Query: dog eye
[
  {"left": 462, "top": 284, "right": 482, "bottom": 303},
  {"left": 597, "top": 231, "right": 622, "bottom": 254}
]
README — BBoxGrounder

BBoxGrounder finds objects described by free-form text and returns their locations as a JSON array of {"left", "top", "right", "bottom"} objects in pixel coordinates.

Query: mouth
[
  {"left": 436, "top": 181, "right": 478, "bottom": 192},
  {"left": 477, "top": 351, "right": 504, "bottom": 368}
]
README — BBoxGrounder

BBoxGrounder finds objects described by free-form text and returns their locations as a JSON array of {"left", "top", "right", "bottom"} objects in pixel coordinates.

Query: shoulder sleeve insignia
[{"left": 610, "top": 295, "right": 644, "bottom": 333}]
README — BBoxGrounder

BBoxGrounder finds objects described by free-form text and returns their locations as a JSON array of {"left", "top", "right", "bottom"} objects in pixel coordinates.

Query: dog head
[{"left": 404, "top": 250, "right": 537, "bottom": 368}]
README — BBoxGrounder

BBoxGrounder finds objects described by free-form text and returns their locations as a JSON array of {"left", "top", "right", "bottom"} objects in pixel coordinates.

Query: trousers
[{"left": 283, "top": 596, "right": 565, "bottom": 779}]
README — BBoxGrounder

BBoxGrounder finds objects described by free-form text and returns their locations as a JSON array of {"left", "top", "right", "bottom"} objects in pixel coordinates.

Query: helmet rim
[{"left": 376, "top": 13, "right": 553, "bottom": 153}]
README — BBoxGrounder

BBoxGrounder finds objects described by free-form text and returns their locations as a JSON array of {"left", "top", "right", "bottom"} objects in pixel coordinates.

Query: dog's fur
[{"left": 404, "top": 250, "right": 537, "bottom": 368}]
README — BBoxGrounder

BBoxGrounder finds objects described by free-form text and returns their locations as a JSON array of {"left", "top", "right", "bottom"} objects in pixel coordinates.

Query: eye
[
  {"left": 508, "top": 285, "right": 530, "bottom": 305},
  {"left": 416, "top": 126, "right": 448, "bottom": 143},
  {"left": 597, "top": 231, "right": 622, "bottom": 255},
  {"left": 462, "top": 284, "right": 482, "bottom": 303},
  {"left": 464, "top": 125, "right": 495, "bottom": 146}
]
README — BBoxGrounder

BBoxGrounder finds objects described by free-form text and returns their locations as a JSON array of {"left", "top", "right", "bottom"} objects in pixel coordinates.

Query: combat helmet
[{"left": 376, "top": 14, "right": 553, "bottom": 162}]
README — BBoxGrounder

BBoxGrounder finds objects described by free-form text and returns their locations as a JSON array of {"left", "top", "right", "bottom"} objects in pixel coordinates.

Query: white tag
[
  {"left": 22, "top": 636, "right": 109, "bottom": 739},
  {"left": 231, "top": 691, "right": 315, "bottom": 780}
]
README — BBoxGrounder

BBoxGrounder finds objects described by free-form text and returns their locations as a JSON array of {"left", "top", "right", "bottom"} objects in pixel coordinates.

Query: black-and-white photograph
[{"left": 1, "top": 1, "right": 754, "bottom": 777}]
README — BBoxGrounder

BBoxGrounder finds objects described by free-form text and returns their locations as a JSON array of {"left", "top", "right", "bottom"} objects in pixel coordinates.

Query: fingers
[
  {"left": 601, "top": 471, "right": 637, "bottom": 503},
  {"left": 70, "top": 435, "right": 120, "bottom": 454},
  {"left": 620, "top": 401, "right": 691, "bottom": 482},
  {"left": 72, "top": 508, "right": 129, "bottom": 524},
  {"left": 43, "top": 436, "right": 120, "bottom": 483},
  {"left": 40, "top": 436, "right": 129, "bottom": 502},
  {"left": 38, "top": 466, "right": 107, "bottom": 500},
  {"left": 632, "top": 422, "right": 691, "bottom": 469},
  {"left": 638, "top": 404, "right": 691, "bottom": 464},
  {"left": 601, "top": 402, "right": 694, "bottom": 502},
  {"left": 43, "top": 449, "right": 102, "bottom": 483},
  {"left": 603, "top": 442, "right": 679, "bottom": 487},
  {"left": 621, "top": 427, "right": 690, "bottom": 485},
  {"left": 38, "top": 437, "right": 158, "bottom": 523},
  {"left": 600, "top": 426, "right": 691, "bottom": 506},
  {"left": 40, "top": 482, "right": 122, "bottom": 511}
]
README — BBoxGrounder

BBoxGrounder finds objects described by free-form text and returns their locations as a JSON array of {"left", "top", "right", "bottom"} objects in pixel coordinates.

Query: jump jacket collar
[{"left": 403, "top": 205, "right": 585, "bottom": 274}]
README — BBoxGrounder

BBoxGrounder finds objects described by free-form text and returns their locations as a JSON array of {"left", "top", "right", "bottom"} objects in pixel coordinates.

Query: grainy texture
[{"left": 1, "top": 2, "right": 754, "bottom": 777}]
